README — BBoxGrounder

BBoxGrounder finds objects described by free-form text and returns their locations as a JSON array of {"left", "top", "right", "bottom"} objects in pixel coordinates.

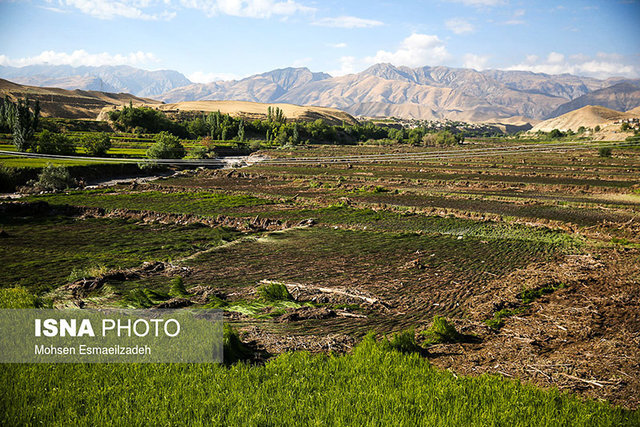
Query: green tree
[
  {"left": 12, "top": 99, "right": 40, "bottom": 151},
  {"left": 146, "top": 131, "right": 186, "bottom": 159},
  {"left": 291, "top": 123, "right": 299, "bottom": 145},
  {"left": 81, "top": 133, "right": 112, "bottom": 156},
  {"left": 237, "top": 120, "right": 245, "bottom": 142},
  {"left": 33, "top": 130, "right": 75, "bottom": 155},
  {"left": 549, "top": 129, "right": 564, "bottom": 139}
]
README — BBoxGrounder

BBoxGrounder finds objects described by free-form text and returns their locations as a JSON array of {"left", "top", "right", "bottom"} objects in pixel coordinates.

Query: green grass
[
  {"left": 23, "top": 190, "right": 274, "bottom": 216},
  {"left": 0, "top": 215, "right": 243, "bottom": 292},
  {"left": 0, "top": 287, "right": 49, "bottom": 308},
  {"left": 0, "top": 155, "right": 116, "bottom": 168},
  {"left": 485, "top": 308, "right": 525, "bottom": 329},
  {"left": 0, "top": 335, "right": 636, "bottom": 426},
  {"left": 518, "top": 283, "right": 567, "bottom": 304}
]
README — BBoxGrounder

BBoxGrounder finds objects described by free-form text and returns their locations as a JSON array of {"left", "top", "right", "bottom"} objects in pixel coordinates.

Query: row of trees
[
  {"left": 106, "top": 105, "right": 467, "bottom": 147},
  {"left": 1, "top": 97, "right": 41, "bottom": 151}
]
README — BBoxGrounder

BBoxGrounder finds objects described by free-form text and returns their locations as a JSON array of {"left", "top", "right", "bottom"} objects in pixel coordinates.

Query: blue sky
[{"left": 0, "top": 0, "right": 639, "bottom": 82}]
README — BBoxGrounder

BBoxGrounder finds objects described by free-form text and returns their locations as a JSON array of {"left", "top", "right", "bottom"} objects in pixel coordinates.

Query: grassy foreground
[{"left": 1, "top": 335, "right": 636, "bottom": 426}]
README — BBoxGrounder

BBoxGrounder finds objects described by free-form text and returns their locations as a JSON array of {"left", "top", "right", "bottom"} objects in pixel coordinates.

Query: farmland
[{"left": 1, "top": 141, "right": 640, "bottom": 424}]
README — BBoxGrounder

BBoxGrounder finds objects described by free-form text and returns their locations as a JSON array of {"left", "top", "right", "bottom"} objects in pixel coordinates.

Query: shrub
[
  {"left": 32, "top": 163, "right": 76, "bottom": 192},
  {"left": 421, "top": 316, "right": 463, "bottom": 344},
  {"left": 257, "top": 282, "right": 293, "bottom": 302},
  {"left": 146, "top": 131, "right": 186, "bottom": 159},
  {"left": 81, "top": 133, "right": 112, "bottom": 156},
  {"left": 549, "top": 129, "right": 564, "bottom": 139},
  {"left": 33, "top": 130, "right": 75, "bottom": 155},
  {"left": 598, "top": 147, "right": 612, "bottom": 157}
]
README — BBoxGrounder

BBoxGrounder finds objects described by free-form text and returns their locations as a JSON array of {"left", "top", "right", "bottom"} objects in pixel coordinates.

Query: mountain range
[
  {"left": 0, "top": 65, "right": 190, "bottom": 97},
  {"left": 1, "top": 64, "right": 639, "bottom": 122}
]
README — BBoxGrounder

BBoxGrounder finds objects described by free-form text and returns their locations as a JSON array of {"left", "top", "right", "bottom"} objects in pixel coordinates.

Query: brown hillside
[
  {"left": 0, "top": 78, "right": 160, "bottom": 120},
  {"left": 134, "top": 100, "right": 358, "bottom": 126},
  {"left": 531, "top": 105, "right": 629, "bottom": 132}
]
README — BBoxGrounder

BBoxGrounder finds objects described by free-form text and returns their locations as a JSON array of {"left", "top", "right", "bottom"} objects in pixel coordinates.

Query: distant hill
[
  {"left": 102, "top": 100, "right": 358, "bottom": 126},
  {"left": 0, "top": 78, "right": 160, "bottom": 119},
  {"left": 0, "top": 65, "right": 191, "bottom": 97},
  {"left": 159, "top": 64, "right": 632, "bottom": 122},
  {"left": 530, "top": 105, "right": 633, "bottom": 133},
  {"left": 548, "top": 81, "right": 640, "bottom": 118},
  {"left": 161, "top": 67, "right": 331, "bottom": 104}
]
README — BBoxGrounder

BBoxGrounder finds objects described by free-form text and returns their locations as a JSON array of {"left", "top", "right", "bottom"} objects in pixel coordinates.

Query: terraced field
[{"left": 1, "top": 142, "right": 639, "bottom": 412}]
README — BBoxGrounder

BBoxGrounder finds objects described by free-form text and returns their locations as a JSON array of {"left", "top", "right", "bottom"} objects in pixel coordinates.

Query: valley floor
[{"left": 1, "top": 142, "right": 639, "bottom": 423}]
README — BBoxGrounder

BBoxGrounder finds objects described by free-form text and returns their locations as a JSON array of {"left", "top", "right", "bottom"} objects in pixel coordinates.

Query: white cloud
[
  {"left": 327, "top": 42, "right": 348, "bottom": 48},
  {"left": 313, "top": 16, "right": 384, "bottom": 28},
  {"left": 329, "top": 56, "right": 357, "bottom": 76},
  {"left": 463, "top": 53, "right": 489, "bottom": 70},
  {"left": 51, "top": 0, "right": 314, "bottom": 20},
  {"left": 365, "top": 33, "right": 451, "bottom": 68},
  {"left": 547, "top": 52, "right": 564, "bottom": 63},
  {"left": 507, "top": 51, "right": 637, "bottom": 78},
  {"left": 503, "top": 8, "right": 525, "bottom": 25},
  {"left": 445, "top": 18, "right": 474, "bottom": 34},
  {"left": 59, "top": 0, "right": 174, "bottom": 20},
  {"left": 0, "top": 50, "right": 158, "bottom": 67},
  {"left": 187, "top": 71, "right": 240, "bottom": 83},
  {"left": 179, "top": 0, "right": 315, "bottom": 18}
]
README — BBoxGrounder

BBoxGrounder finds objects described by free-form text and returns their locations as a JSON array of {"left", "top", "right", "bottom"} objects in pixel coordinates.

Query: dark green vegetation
[
  {"left": 146, "top": 131, "right": 186, "bottom": 159},
  {"left": 1, "top": 336, "right": 637, "bottom": 426},
  {"left": 24, "top": 189, "right": 273, "bottom": 216},
  {"left": 0, "top": 215, "right": 242, "bottom": 292}
]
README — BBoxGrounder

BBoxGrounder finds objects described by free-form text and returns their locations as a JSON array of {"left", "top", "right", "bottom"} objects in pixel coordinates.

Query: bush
[
  {"left": 598, "top": 147, "right": 612, "bottom": 157},
  {"left": 146, "top": 131, "right": 186, "bottom": 159},
  {"left": 32, "top": 163, "right": 76, "bottom": 192},
  {"left": 81, "top": 133, "right": 112, "bottom": 156},
  {"left": 549, "top": 129, "right": 564, "bottom": 139},
  {"left": 257, "top": 282, "right": 293, "bottom": 302},
  {"left": 421, "top": 316, "right": 463, "bottom": 344},
  {"left": 33, "top": 130, "right": 75, "bottom": 155}
]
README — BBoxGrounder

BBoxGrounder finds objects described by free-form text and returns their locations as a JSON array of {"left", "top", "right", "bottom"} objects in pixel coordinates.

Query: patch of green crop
[
  {"left": 384, "top": 329, "right": 423, "bottom": 354},
  {"left": 0, "top": 287, "right": 49, "bottom": 308},
  {"left": 421, "top": 316, "right": 466, "bottom": 344},
  {"left": 485, "top": 308, "right": 525, "bottom": 329},
  {"left": 0, "top": 215, "right": 243, "bottom": 293},
  {"left": 257, "top": 282, "right": 293, "bottom": 302},
  {"left": 24, "top": 190, "right": 274, "bottom": 216},
  {"left": 518, "top": 283, "right": 567, "bottom": 304},
  {"left": 1, "top": 335, "right": 636, "bottom": 426}
]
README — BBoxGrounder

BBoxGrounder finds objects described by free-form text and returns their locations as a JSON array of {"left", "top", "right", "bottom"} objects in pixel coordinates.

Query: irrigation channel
[{"left": 0, "top": 141, "right": 637, "bottom": 167}]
